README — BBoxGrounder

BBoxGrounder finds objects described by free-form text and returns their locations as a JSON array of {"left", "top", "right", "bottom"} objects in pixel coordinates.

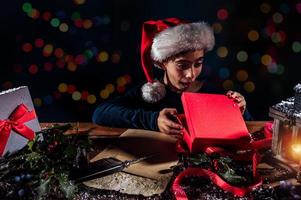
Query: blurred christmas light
[
  {"left": 292, "top": 41, "right": 301, "bottom": 53},
  {"left": 271, "top": 32, "right": 281, "bottom": 43},
  {"left": 28, "top": 9, "right": 40, "bottom": 19},
  {"left": 56, "top": 10, "right": 67, "bottom": 20},
  {"left": 244, "top": 81, "right": 255, "bottom": 93},
  {"left": 124, "top": 74, "right": 132, "bottom": 83},
  {"left": 261, "top": 54, "right": 272, "bottom": 66},
  {"left": 219, "top": 67, "right": 230, "bottom": 79},
  {"left": 28, "top": 64, "right": 38, "bottom": 74},
  {"left": 75, "top": 54, "right": 86, "bottom": 65},
  {"left": 81, "top": 91, "right": 89, "bottom": 100},
  {"left": 236, "top": 70, "right": 248, "bottom": 82},
  {"left": 97, "top": 51, "right": 109, "bottom": 62},
  {"left": 43, "top": 44, "right": 54, "bottom": 57},
  {"left": 74, "top": 19, "right": 83, "bottom": 28},
  {"left": 67, "top": 84, "right": 76, "bottom": 94},
  {"left": 58, "top": 83, "right": 68, "bottom": 93},
  {"left": 34, "top": 38, "right": 44, "bottom": 48},
  {"left": 50, "top": 18, "right": 60, "bottom": 27},
  {"left": 83, "top": 19, "right": 93, "bottom": 29},
  {"left": 105, "top": 84, "right": 115, "bottom": 93},
  {"left": 111, "top": 51, "right": 121, "bottom": 63},
  {"left": 72, "top": 91, "right": 81, "bottom": 101},
  {"left": 54, "top": 48, "right": 64, "bottom": 58},
  {"left": 87, "top": 94, "right": 96, "bottom": 104},
  {"left": 260, "top": 3, "right": 271, "bottom": 14},
  {"left": 217, "top": 9, "right": 229, "bottom": 20},
  {"left": 43, "top": 62, "right": 53, "bottom": 72},
  {"left": 73, "top": 0, "right": 86, "bottom": 5},
  {"left": 67, "top": 62, "right": 77, "bottom": 71},
  {"left": 248, "top": 30, "right": 259, "bottom": 42},
  {"left": 22, "top": 2, "right": 32, "bottom": 13},
  {"left": 222, "top": 80, "right": 234, "bottom": 90},
  {"left": 116, "top": 86, "right": 126, "bottom": 93},
  {"left": 212, "top": 23, "right": 223, "bottom": 34},
  {"left": 117, "top": 77, "right": 126, "bottom": 86},
  {"left": 272, "top": 12, "right": 283, "bottom": 24},
  {"left": 236, "top": 51, "right": 248, "bottom": 62},
  {"left": 33, "top": 98, "right": 42, "bottom": 107},
  {"left": 217, "top": 46, "right": 228, "bottom": 58},
  {"left": 42, "top": 11, "right": 52, "bottom": 21},
  {"left": 100, "top": 89, "right": 109, "bottom": 99},
  {"left": 59, "top": 23, "right": 69, "bottom": 32},
  {"left": 83, "top": 50, "right": 94, "bottom": 59},
  {"left": 22, "top": 43, "right": 33, "bottom": 53}
]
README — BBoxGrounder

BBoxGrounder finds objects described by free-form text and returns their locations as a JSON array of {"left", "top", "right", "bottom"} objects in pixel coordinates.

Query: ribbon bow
[{"left": 0, "top": 104, "right": 36, "bottom": 155}]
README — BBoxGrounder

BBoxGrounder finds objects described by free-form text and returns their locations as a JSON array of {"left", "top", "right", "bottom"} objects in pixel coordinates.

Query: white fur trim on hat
[
  {"left": 141, "top": 80, "right": 166, "bottom": 103},
  {"left": 151, "top": 22, "right": 215, "bottom": 62}
]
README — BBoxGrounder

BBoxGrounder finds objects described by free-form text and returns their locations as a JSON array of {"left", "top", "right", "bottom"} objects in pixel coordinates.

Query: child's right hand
[{"left": 157, "top": 108, "right": 183, "bottom": 138}]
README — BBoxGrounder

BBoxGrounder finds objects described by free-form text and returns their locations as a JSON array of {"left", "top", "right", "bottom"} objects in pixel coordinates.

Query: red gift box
[{"left": 180, "top": 92, "right": 251, "bottom": 153}]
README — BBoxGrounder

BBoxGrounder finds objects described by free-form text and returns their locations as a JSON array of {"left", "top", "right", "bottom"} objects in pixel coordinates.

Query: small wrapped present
[
  {"left": 0, "top": 86, "right": 41, "bottom": 156},
  {"left": 180, "top": 92, "right": 251, "bottom": 153}
]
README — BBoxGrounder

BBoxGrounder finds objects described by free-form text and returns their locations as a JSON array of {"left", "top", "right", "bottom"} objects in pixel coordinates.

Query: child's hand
[
  {"left": 226, "top": 90, "right": 246, "bottom": 114},
  {"left": 157, "top": 108, "right": 183, "bottom": 138}
]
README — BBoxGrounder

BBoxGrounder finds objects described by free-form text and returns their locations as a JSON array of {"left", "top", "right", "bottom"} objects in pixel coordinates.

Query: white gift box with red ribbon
[{"left": 0, "top": 86, "right": 41, "bottom": 156}]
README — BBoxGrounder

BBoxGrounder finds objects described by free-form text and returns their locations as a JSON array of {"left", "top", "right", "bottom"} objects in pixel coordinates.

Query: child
[{"left": 92, "top": 18, "right": 251, "bottom": 137}]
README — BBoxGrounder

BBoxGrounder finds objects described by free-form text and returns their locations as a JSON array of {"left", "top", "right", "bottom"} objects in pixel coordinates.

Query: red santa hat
[{"left": 140, "top": 18, "right": 215, "bottom": 103}]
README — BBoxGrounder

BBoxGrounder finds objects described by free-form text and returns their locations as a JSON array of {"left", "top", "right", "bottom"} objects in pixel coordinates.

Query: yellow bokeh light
[
  {"left": 244, "top": 81, "right": 255, "bottom": 93},
  {"left": 223, "top": 80, "right": 234, "bottom": 90},
  {"left": 217, "top": 46, "right": 228, "bottom": 58},
  {"left": 59, "top": 23, "right": 69, "bottom": 32},
  {"left": 67, "top": 62, "right": 77, "bottom": 71},
  {"left": 72, "top": 91, "right": 81, "bottom": 101},
  {"left": 273, "top": 12, "right": 283, "bottom": 24},
  {"left": 100, "top": 89, "right": 110, "bottom": 99},
  {"left": 248, "top": 30, "right": 259, "bottom": 42},
  {"left": 261, "top": 54, "right": 272, "bottom": 66},
  {"left": 97, "top": 51, "right": 109, "bottom": 62},
  {"left": 83, "top": 19, "right": 93, "bottom": 29},
  {"left": 236, "top": 70, "right": 248, "bottom": 82},
  {"left": 33, "top": 98, "right": 42, "bottom": 107},
  {"left": 87, "top": 94, "right": 97, "bottom": 104},
  {"left": 58, "top": 83, "right": 68, "bottom": 93},
  {"left": 117, "top": 77, "right": 127, "bottom": 86},
  {"left": 260, "top": 3, "right": 271, "bottom": 14},
  {"left": 212, "top": 23, "right": 223, "bottom": 34},
  {"left": 105, "top": 84, "right": 115, "bottom": 93}
]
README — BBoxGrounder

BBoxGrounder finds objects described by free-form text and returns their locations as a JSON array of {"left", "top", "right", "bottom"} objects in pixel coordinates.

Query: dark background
[{"left": 1, "top": 0, "right": 300, "bottom": 122}]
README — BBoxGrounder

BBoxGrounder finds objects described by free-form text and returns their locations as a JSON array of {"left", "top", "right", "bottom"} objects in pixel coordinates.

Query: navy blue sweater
[{"left": 92, "top": 82, "right": 253, "bottom": 131}]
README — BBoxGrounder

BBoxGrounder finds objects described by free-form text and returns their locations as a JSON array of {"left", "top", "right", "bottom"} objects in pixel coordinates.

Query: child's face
[{"left": 162, "top": 50, "right": 204, "bottom": 92}]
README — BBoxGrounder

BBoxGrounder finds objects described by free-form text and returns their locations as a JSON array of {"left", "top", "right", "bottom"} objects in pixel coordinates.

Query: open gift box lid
[{"left": 180, "top": 92, "right": 251, "bottom": 153}]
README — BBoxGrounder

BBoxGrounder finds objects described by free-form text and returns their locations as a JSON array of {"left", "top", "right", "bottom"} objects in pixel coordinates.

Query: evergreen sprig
[{"left": 0, "top": 124, "right": 92, "bottom": 199}]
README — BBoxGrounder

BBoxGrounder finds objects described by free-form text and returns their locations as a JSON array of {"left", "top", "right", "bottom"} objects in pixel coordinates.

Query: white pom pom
[{"left": 141, "top": 81, "right": 166, "bottom": 103}]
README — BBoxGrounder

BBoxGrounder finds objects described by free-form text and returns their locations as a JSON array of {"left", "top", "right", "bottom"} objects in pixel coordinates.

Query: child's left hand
[{"left": 226, "top": 90, "right": 246, "bottom": 114}]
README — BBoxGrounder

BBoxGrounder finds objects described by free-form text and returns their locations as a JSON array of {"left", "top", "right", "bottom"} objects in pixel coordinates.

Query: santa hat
[{"left": 140, "top": 18, "right": 215, "bottom": 103}]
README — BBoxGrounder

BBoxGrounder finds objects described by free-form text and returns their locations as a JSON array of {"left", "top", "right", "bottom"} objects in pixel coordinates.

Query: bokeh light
[
  {"left": 260, "top": 3, "right": 271, "bottom": 14},
  {"left": 236, "top": 70, "right": 248, "bottom": 82},
  {"left": 222, "top": 80, "right": 234, "bottom": 90},
  {"left": 72, "top": 91, "right": 81, "bottom": 101},
  {"left": 248, "top": 30, "right": 259, "bottom": 42},
  {"left": 97, "top": 51, "right": 109, "bottom": 62},
  {"left": 217, "top": 9, "right": 229, "bottom": 20},
  {"left": 261, "top": 54, "right": 272, "bottom": 66},
  {"left": 87, "top": 94, "right": 97, "bottom": 104},
  {"left": 58, "top": 83, "right": 68, "bottom": 93},
  {"left": 236, "top": 51, "right": 248, "bottom": 62},
  {"left": 243, "top": 81, "right": 255, "bottom": 93},
  {"left": 292, "top": 41, "right": 301, "bottom": 53},
  {"left": 217, "top": 46, "right": 228, "bottom": 58}
]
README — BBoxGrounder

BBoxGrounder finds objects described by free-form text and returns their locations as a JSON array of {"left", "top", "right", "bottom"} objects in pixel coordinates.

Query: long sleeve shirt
[{"left": 92, "top": 82, "right": 253, "bottom": 131}]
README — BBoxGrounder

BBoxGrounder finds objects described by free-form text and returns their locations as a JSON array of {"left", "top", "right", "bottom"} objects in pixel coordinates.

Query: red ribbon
[
  {"left": 0, "top": 104, "right": 36, "bottom": 155},
  {"left": 172, "top": 121, "right": 273, "bottom": 199}
]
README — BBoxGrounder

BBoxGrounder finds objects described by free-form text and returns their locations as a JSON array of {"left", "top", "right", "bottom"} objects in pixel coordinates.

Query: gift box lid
[{"left": 181, "top": 92, "right": 250, "bottom": 151}]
